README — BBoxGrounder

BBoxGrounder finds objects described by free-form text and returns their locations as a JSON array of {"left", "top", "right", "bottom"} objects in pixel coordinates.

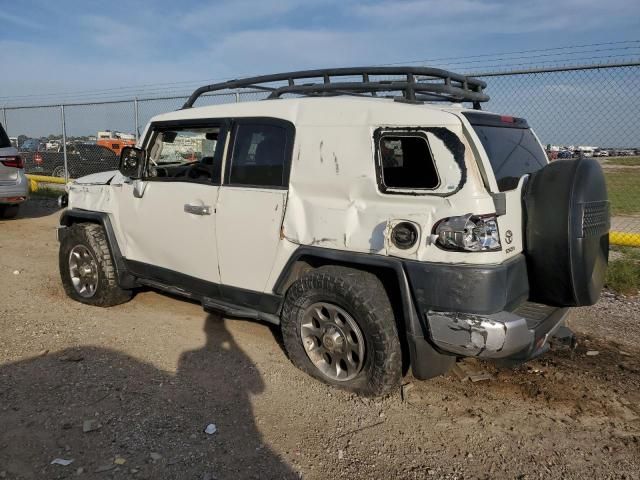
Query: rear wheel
[
  {"left": 0, "top": 205, "right": 19, "bottom": 219},
  {"left": 281, "top": 266, "right": 402, "bottom": 396},
  {"left": 59, "top": 223, "right": 132, "bottom": 306}
]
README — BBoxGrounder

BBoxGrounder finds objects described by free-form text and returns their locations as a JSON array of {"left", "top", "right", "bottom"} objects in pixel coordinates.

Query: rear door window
[
  {"left": 226, "top": 121, "right": 292, "bottom": 188},
  {"left": 464, "top": 113, "right": 547, "bottom": 191}
]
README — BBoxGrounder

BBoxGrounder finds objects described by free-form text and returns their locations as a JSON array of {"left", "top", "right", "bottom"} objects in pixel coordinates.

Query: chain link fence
[{"left": 2, "top": 62, "right": 638, "bottom": 244}]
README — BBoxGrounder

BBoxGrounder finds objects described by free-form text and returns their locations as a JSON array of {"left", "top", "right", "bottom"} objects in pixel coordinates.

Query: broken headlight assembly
[{"left": 433, "top": 214, "right": 501, "bottom": 252}]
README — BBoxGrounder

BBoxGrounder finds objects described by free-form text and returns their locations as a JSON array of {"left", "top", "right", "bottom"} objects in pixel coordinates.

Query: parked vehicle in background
[
  {"left": 21, "top": 143, "right": 118, "bottom": 178},
  {"left": 0, "top": 123, "right": 28, "bottom": 219},
  {"left": 20, "top": 138, "right": 44, "bottom": 152},
  {"left": 97, "top": 137, "right": 136, "bottom": 156},
  {"left": 558, "top": 150, "right": 573, "bottom": 159},
  {"left": 46, "top": 140, "right": 61, "bottom": 151}
]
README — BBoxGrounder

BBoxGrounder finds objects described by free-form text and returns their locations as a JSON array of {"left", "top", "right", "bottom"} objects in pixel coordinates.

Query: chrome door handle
[{"left": 184, "top": 204, "right": 212, "bottom": 215}]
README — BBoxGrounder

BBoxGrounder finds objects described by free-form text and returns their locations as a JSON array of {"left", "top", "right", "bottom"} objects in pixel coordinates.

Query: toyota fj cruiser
[{"left": 57, "top": 67, "right": 609, "bottom": 396}]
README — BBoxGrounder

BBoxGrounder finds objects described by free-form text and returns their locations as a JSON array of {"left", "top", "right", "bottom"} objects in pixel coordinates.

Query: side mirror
[{"left": 119, "top": 146, "right": 145, "bottom": 179}]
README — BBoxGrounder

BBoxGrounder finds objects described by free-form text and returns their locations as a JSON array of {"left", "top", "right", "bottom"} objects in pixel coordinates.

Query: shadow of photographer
[{"left": 0, "top": 313, "right": 296, "bottom": 479}]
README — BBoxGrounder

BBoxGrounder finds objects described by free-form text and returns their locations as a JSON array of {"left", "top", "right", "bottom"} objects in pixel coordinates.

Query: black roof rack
[{"left": 182, "top": 67, "right": 489, "bottom": 110}]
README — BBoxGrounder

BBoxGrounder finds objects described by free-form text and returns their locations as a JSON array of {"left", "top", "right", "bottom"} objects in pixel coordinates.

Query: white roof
[{"left": 151, "top": 96, "right": 471, "bottom": 128}]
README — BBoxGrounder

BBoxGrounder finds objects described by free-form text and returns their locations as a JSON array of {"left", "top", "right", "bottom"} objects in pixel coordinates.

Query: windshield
[{"left": 464, "top": 113, "right": 548, "bottom": 191}]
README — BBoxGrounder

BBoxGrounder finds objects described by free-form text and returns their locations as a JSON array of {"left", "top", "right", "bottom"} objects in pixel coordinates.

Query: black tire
[
  {"left": 59, "top": 223, "right": 132, "bottom": 307},
  {"left": 0, "top": 205, "right": 19, "bottom": 219},
  {"left": 281, "top": 266, "right": 402, "bottom": 396}
]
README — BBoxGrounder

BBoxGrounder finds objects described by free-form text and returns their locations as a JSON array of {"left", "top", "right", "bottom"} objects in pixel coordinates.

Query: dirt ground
[{"left": 1, "top": 199, "right": 639, "bottom": 480}]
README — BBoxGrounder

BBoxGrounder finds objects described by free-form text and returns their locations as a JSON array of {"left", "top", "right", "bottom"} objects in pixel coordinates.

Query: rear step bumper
[{"left": 425, "top": 302, "right": 569, "bottom": 359}]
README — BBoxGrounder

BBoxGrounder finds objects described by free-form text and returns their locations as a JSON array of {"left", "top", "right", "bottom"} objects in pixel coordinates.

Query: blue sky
[{"left": 1, "top": 0, "right": 640, "bottom": 103}]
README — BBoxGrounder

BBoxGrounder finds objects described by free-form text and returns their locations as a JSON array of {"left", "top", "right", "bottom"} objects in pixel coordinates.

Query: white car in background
[{"left": 0, "top": 122, "right": 29, "bottom": 219}]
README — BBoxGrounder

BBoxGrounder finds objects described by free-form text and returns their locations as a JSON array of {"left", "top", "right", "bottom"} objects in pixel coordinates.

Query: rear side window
[
  {"left": 228, "top": 123, "right": 288, "bottom": 187},
  {"left": 377, "top": 134, "right": 439, "bottom": 190},
  {"left": 464, "top": 113, "right": 547, "bottom": 191},
  {"left": 0, "top": 123, "right": 10, "bottom": 148}
]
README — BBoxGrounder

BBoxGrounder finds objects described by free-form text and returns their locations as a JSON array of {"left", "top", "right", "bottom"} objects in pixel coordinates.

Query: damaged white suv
[{"left": 57, "top": 68, "right": 609, "bottom": 395}]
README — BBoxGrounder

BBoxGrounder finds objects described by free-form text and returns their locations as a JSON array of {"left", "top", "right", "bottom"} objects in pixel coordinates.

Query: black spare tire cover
[{"left": 523, "top": 158, "right": 609, "bottom": 307}]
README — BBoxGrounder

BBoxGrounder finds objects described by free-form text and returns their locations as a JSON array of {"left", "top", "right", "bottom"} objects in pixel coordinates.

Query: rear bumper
[
  {"left": 0, "top": 171, "right": 29, "bottom": 204},
  {"left": 425, "top": 303, "right": 569, "bottom": 359},
  {"left": 404, "top": 254, "right": 568, "bottom": 360}
]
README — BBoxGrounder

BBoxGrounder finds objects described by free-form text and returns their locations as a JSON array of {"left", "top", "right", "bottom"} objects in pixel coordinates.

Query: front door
[{"left": 116, "top": 122, "right": 227, "bottom": 290}]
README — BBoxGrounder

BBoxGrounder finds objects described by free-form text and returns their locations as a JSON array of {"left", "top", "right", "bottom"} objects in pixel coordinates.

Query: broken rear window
[{"left": 377, "top": 134, "right": 439, "bottom": 191}]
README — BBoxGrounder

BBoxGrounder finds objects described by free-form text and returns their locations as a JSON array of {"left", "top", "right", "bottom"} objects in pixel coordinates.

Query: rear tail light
[
  {"left": 34, "top": 152, "right": 43, "bottom": 165},
  {"left": 0, "top": 156, "right": 24, "bottom": 169},
  {"left": 434, "top": 214, "right": 501, "bottom": 252}
]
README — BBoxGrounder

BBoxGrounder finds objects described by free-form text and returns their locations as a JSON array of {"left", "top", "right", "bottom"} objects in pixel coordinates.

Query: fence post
[
  {"left": 134, "top": 97, "right": 139, "bottom": 143},
  {"left": 60, "top": 105, "right": 69, "bottom": 183},
  {"left": 1, "top": 107, "right": 7, "bottom": 131},
  {"left": 235, "top": 92, "right": 240, "bottom": 103}
]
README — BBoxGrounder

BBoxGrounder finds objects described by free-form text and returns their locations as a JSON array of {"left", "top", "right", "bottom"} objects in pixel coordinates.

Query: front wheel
[
  {"left": 59, "top": 223, "right": 132, "bottom": 307},
  {"left": 280, "top": 266, "right": 402, "bottom": 396}
]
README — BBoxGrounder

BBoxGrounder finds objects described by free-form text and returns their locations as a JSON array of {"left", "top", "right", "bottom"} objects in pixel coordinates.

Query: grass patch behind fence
[
  {"left": 606, "top": 247, "right": 640, "bottom": 295},
  {"left": 606, "top": 156, "right": 640, "bottom": 167},
  {"left": 605, "top": 169, "right": 640, "bottom": 216}
]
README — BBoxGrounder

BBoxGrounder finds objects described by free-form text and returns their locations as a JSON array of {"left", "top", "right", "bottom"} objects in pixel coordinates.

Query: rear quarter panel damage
[{"left": 279, "top": 123, "right": 500, "bottom": 270}]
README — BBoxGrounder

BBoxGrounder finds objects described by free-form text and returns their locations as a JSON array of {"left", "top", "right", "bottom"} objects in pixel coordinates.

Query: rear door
[{"left": 215, "top": 118, "right": 294, "bottom": 298}]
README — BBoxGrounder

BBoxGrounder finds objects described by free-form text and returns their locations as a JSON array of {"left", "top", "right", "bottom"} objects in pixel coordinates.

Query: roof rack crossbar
[{"left": 182, "top": 66, "right": 489, "bottom": 109}]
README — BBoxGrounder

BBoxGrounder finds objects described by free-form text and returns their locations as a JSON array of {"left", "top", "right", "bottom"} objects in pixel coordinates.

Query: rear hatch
[{"left": 0, "top": 123, "right": 22, "bottom": 186}]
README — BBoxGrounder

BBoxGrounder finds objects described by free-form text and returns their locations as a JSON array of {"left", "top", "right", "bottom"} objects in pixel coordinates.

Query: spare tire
[{"left": 523, "top": 158, "right": 609, "bottom": 307}]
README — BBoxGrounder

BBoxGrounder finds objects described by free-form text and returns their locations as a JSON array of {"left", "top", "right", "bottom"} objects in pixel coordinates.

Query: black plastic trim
[
  {"left": 273, "top": 246, "right": 422, "bottom": 330},
  {"left": 124, "top": 259, "right": 282, "bottom": 318},
  {"left": 404, "top": 254, "right": 529, "bottom": 316}
]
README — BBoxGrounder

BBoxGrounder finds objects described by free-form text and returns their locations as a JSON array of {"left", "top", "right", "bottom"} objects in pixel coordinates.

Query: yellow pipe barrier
[
  {"left": 26, "top": 174, "right": 67, "bottom": 192},
  {"left": 610, "top": 231, "right": 640, "bottom": 247}
]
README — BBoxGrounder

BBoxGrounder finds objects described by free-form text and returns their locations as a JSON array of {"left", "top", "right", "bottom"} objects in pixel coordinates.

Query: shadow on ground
[
  {"left": 0, "top": 314, "right": 296, "bottom": 479},
  {"left": 0, "top": 197, "right": 60, "bottom": 221}
]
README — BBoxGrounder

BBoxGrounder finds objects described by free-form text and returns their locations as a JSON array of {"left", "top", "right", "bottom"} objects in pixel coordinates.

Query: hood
[{"left": 73, "top": 170, "right": 123, "bottom": 185}]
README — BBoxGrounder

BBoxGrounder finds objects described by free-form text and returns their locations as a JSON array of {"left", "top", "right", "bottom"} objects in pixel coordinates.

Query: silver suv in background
[{"left": 0, "top": 123, "right": 29, "bottom": 219}]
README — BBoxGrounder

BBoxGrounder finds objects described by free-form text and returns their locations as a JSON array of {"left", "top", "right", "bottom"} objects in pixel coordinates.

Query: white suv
[
  {"left": 56, "top": 68, "right": 610, "bottom": 395},
  {"left": 0, "top": 122, "right": 29, "bottom": 219}
]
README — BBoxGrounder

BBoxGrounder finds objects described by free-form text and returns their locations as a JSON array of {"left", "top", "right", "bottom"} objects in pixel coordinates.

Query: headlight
[{"left": 434, "top": 213, "right": 501, "bottom": 252}]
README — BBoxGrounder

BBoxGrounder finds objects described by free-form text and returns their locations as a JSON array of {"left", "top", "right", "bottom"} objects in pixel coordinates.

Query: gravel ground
[{"left": 0, "top": 199, "right": 639, "bottom": 480}]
